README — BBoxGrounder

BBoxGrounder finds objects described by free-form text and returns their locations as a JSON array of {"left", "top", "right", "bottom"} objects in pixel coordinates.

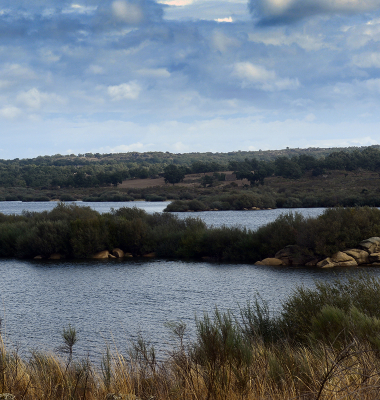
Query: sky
[{"left": 1, "top": 0, "right": 380, "bottom": 159}]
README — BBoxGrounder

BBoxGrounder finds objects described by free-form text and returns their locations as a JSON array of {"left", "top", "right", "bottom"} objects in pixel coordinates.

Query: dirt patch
[
  {"left": 119, "top": 177, "right": 167, "bottom": 189},
  {"left": 119, "top": 172, "right": 250, "bottom": 189}
]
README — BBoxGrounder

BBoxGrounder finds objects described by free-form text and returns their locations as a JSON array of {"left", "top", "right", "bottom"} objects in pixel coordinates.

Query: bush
[
  {"left": 16, "top": 220, "right": 71, "bottom": 258},
  {"left": 279, "top": 274, "right": 380, "bottom": 344}
]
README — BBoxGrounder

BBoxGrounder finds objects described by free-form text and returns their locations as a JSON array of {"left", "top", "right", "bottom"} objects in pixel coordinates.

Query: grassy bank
[
  {"left": 2, "top": 274, "right": 380, "bottom": 399},
  {"left": 1, "top": 203, "right": 380, "bottom": 262}
]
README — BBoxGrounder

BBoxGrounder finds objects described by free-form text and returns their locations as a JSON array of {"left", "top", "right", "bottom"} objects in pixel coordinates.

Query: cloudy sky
[{"left": 1, "top": 0, "right": 380, "bottom": 158}]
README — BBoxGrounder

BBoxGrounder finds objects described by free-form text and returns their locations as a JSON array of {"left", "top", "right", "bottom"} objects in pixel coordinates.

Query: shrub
[
  {"left": 279, "top": 273, "right": 380, "bottom": 343},
  {"left": 16, "top": 220, "right": 71, "bottom": 258}
]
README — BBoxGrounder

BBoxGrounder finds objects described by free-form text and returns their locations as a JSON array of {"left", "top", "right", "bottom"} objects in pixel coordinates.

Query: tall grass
[{"left": 2, "top": 275, "right": 380, "bottom": 399}]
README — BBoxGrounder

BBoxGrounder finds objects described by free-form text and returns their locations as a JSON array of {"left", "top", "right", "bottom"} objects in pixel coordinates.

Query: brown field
[{"left": 119, "top": 172, "right": 249, "bottom": 189}]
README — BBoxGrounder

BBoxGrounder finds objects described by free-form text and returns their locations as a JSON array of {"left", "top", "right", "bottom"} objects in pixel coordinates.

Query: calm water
[
  {"left": 0, "top": 200, "right": 326, "bottom": 230},
  {"left": 0, "top": 201, "right": 376, "bottom": 361}
]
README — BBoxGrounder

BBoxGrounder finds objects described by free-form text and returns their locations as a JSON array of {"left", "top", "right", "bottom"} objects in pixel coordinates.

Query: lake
[
  {"left": 0, "top": 200, "right": 326, "bottom": 230},
  {"left": 0, "top": 201, "right": 377, "bottom": 361}
]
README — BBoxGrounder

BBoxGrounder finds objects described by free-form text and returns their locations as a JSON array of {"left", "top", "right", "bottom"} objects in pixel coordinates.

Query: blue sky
[{"left": 1, "top": 0, "right": 380, "bottom": 158}]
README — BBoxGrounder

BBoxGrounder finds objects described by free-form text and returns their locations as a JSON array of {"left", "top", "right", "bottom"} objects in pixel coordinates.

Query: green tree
[{"left": 163, "top": 165, "right": 186, "bottom": 185}]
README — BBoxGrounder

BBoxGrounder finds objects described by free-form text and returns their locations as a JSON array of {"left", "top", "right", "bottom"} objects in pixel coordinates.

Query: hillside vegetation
[{"left": 0, "top": 145, "right": 379, "bottom": 208}]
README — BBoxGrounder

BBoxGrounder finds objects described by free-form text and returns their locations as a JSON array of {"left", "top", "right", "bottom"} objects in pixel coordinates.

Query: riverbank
[{"left": 2, "top": 274, "right": 380, "bottom": 399}]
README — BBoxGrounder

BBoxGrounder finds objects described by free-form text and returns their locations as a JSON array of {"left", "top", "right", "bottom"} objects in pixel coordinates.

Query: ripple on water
[{"left": 1, "top": 258, "right": 379, "bottom": 361}]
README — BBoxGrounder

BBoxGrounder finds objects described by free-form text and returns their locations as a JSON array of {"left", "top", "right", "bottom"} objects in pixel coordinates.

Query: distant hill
[{"left": 0, "top": 145, "right": 379, "bottom": 190}]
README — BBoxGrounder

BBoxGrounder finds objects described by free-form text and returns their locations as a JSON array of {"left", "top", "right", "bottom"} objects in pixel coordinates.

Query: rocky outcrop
[
  {"left": 343, "top": 249, "right": 369, "bottom": 265},
  {"left": 255, "top": 236, "right": 380, "bottom": 268},
  {"left": 329, "top": 251, "right": 357, "bottom": 267},
  {"left": 316, "top": 258, "right": 336, "bottom": 268},
  {"left": 92, "top": 250, "right": 111, "bottom": 259},
  {"left": 275, "top": 245, "right": 314, "bottom": 266},
  {"left": 358, "top": 237, "right": 380, "bottom": 254},
  {"left": 255, "top": 258, "right": 283, "bottom": 266},
  {"left": 112, "top": 248, "right": 125, "bottom": 258},
  {"left": 369, "top": 253, "right": 380, "bottom": 263}
]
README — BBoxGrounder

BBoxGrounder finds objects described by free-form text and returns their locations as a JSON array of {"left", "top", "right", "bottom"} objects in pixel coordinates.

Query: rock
[
  {"left": 343, "top": 249, "right": 370, "bottom": 265},
  {"left": 143, "top": 252, "right": 156, "bottom": 258},
  {"left": 33, "top": 255, "right": 43, "bottom": 260},
  {"left": 331, "top": 251, "right": 353, "bottom": 263},
  {"left": 330, "top": 252, "right": 357, "bottom": 267},
  {"left": 369, "top": 253, "right": 380, "bottom": 263},
  {"left": 255, "top": 258, "right": 283, "bottom": 266},
  {"left": 112, "top": 248, "right": 125, "bottom": 258},
  {"left": 359, "top": 237, "right": 380, "bottom": 254},
  {"left": 275, "top": 245, "right": 314, "bottom": 266},
  {"left": 92, "top": 250, "right": 110, "bottom": 259},
  {"left": 49, "top": 253, "right": 62, "bottom": 260},
  {"left": 0, "top": 394, "right": 16, "bottom": 400},
  {"left": 317, "top": 254, "right": 357, "bottom": 268},
  {"left": 335, "top": 260, "right": 358, "bottom": 267},
  {"left": 317, "top": 258, "right": 336, "bottom": 268},
  {"left": 305, "top": 258, "right": 319, "bottom": 267}
]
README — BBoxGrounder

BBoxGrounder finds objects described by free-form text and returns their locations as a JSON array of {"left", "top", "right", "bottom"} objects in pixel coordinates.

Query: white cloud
[
  {"left": 233, "top": 62, "right": 300, "bottom": 91},
  {"left": 248, "top": 30, "right": 328, "bottom": 51},
  {"left": 87, "top": 65, "right": 105, "bottom": 75},
  {"left": 39, "top": 49, "right": 61, "bottom": 63},
  {"left": 0, "top": 64, "right": 36, "bottom": 80},
  {"left": 0, "top": 106, "right": 22, "bottom": 119},
  {"left": 352, "top": 52, "right": 380, "bottom": 68},
  {"left": 157, "top": 0, "right": 194, "bottom": 6},
  {"left": 173, "top": 141, "right": 189, "bottom": 152},
  {"left": 215, "top": 16, "right": 233, "bottom": 22},
  {"left": 62, "top": 4, "right": 97, "bottom": 14},
  {"left": 107, "top": 81, "right": 141, "bottom": 100},
  {"left": 137, "top": 68, "right": 171, "bottom": 78},
  {"left": 211, "top": 30, "right": 240, "bottom": 52},
  {"left": 0, "top": 80, "right": 12, "bottom": 89},
  {"left": 304, "top": 113, "right": 316, "bottom": 122},
  {"left": 112, "top": 1, "right": 144, "bottom": 24},
  {"left": 16, "top": 88, "right": 66, "bottom": 110},
  {"left": 99, "top": 142, "right": 145, "bottom": 152}
]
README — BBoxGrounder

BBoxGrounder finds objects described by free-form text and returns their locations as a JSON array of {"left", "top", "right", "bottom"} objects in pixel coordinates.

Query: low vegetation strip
[
  {"left": 2, "top": 203, "right": 380, "bottom": 265},
  {"left": 2, "top": 274, "right": 380, "bottom": 399}
]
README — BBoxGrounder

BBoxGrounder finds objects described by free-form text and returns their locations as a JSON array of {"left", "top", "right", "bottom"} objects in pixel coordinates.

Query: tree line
[{"left": 1, "top": 146, "right": 380, "bottom": 188}]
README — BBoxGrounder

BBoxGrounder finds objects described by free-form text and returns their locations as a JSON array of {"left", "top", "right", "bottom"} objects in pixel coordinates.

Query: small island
[{"left": 1, "top": 202, "right": 380, "bottom": 267}]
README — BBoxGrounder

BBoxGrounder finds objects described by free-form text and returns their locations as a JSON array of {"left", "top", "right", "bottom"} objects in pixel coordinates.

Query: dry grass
[{"left": 2, "top": 333, "right": 380, "bottom": 399}]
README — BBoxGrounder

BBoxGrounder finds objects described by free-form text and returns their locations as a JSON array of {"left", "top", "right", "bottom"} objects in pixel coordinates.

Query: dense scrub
[
  {"left": 3, "top": 275, "right": 380, "bottom": 399},
  {"left": 1, "top": 204, "right": 380, "bottom": 262}
]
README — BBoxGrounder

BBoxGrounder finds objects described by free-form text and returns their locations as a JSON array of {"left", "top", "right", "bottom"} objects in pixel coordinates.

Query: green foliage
[
  {"left": 279, "top": 274, "right": 380, "bottom": 344},
  {"left": 163, "top": 164, "right": 186, "bottom": 184},
  {"left": 1, "top": 203, "right": 380, "bottom": 263},
  {"left": 191, "top": 309, "right": 252, "bottom": 398},
  {"left": 70, "top": 218, "right": 110, "bottom": 258}
]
